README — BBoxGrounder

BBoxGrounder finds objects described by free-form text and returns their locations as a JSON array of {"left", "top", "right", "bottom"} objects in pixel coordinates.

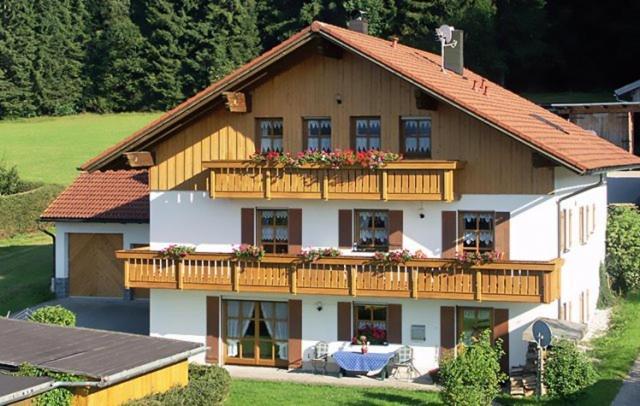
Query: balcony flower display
[
  {"left": 352, "top": 324, "right": 387, "bottom": 346},
  {"left": 455, "top": 250, "right": 502, "bottom": 266},
  {"left": 371, "top": 249, "right": 428, "bottom": 266},
  {"left": 232, "top": 244, "right": 265, "bottom": 262},
  {"left": 159, "top": 244, "right": 195, "bottom": 260},
  {"left": 298, "top": 247, "right": 341, "bottom": 262},
  {"left": 249, "top": 149, "right": 401, "bottom": 170}
]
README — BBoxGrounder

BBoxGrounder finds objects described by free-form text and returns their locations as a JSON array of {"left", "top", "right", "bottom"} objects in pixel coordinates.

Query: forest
[{"left": 1, "top": 0, "right": 638, "bottom": 119}]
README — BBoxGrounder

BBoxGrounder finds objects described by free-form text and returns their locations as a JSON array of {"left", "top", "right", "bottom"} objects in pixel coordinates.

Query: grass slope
[
  {"left": 0, "top": 233, "right": 53, "bottom": 315},
  {"left": 228, "top": 380, "right": 443, "bottom": 405},
  {"left": 0, "top": 113, "right": 160, "bottom": 185}
]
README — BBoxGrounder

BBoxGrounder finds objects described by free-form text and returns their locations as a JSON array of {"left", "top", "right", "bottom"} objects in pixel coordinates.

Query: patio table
[{"left": 332, "top": 351, "right": 395, "bottom": 380}]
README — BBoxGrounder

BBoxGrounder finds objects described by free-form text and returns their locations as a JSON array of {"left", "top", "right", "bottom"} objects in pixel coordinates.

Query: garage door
[{"left": 69, "top": 233, "right": 123, "bottom": 297}]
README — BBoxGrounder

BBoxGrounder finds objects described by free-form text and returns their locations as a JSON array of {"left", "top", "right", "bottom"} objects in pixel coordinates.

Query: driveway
[{"left": 26, "top": 297, "right": 149, "bottom": 335}]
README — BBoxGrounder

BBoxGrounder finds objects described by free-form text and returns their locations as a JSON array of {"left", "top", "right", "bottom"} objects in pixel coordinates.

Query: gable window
[
  {"left": 352, "top": 117, "right": 381, "bottom": 151},
  {"left": 304, "top": 118, "right": 331, "bottom": 151},
  {"left": 457, "top": 307, "right": 493, "bottom": 346},
  {"left": 401, "top": 117, "right": 431, "bottom": 158},
  {"left": 460, "top": 212, "right": 495, "bottom": 253},
  {"left": 258, "top": 118, "right": 283, "bottom": 153},
  {"left": 355, "top": 210, "right": 389, "bottom": 251},
  {"left": 355, "top": 304, "right": 387, "bottom": 344},
  {"left": 257, "top": 209, "right": 288, "bottom": 254}
]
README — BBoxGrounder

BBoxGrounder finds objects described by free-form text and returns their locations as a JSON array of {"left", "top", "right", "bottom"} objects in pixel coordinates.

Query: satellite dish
[
  {"left": 532, "top": 320, "right": 553, "bottom": 348},
  {"left": 436, "top": 25, "right": 455, "bottom": 44}
]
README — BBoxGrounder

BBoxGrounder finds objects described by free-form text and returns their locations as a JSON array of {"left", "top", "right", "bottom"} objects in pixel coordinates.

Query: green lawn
[
  {"left": 228, "top": 379, "right": 443, "bottom": 405},
  {"left": 0, "top": 112, "right": 160, "bottom": 185},
  {"left": 0, "top": 232, "right": 54, "bottom": 315}
]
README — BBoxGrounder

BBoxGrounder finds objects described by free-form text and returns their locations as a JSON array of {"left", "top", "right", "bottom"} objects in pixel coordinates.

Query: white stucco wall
[{"left": 54, "top": 222, "right": 150, "bottom": 279}]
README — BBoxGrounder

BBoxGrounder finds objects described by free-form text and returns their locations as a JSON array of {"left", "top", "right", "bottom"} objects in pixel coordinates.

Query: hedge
[{"left": 0, "top": 183, "right": 63, "bottom": 239}]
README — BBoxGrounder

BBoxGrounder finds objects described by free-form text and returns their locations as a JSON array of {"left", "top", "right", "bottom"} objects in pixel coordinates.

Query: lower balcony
[{"left": 116, "top": 250, "right": 562, "bottom": 304}]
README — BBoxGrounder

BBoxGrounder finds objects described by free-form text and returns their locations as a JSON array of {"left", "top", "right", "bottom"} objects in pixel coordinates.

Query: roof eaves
[{"left": 615, "top": 79, "right": 640, "bottom": 97}]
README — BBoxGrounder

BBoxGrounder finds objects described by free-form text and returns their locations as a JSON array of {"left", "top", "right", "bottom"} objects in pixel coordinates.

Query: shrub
[
  {"left": 127, "top": 364, "right": 230, "bottom": 406},
  {"left": 0, "top": 183, "right": 64, "bottom": 239},
  {"left": 598, "top": 262, "right": 616, "bottom": 309},
  {"left": 29, "top": 305, "right": 76, "bottom": 327},
  {"left": 16, "top": 363, "right": 80, "bottom": 406},
  {"left": 0, "top": 159, "right": 22, "bottom": 195},
  {"left": 439, "top": 330, "right": 507, "bottom": 406},
  {"left": 606, "top": 205, "right": 640, "bottom": 293},
  {"left": 544, "top": 340, "right": 596, "bottom": 399}
]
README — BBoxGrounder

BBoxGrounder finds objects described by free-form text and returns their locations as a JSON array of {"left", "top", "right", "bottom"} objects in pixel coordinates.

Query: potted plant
[
  {"left": 371, "top": 249, "right": 427, "bottom": 266},
  {"left": 232, "top": 244, "right": 265, "bottom": 262},
  {"left": 159, "top": 244, "right": 195, "bottom": 260},
  {"left": 298, "top": 247, "right": 341, "bottom": 262},
  {"left": 455, "top": 250, "right": 502, "bottom": 267},
  {"left": 249, "top": 149, "right": 402, "bottom": 170}
]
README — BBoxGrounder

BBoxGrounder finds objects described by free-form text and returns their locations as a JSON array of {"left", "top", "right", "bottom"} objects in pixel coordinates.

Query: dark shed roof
[
  {"left": 0, "top": 319, "right": 203, "bottom": 380},
  {"left": 0, "top": 374, "right": 53, "bottom": 401}
]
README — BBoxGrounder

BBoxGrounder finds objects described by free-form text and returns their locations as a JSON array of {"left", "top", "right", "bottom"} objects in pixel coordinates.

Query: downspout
[
  {"left": 555, "top": 174, "right": 605, "bottom": 316},
  {"left": 38, "top": 224, "right": 56, "bottom": 293}
]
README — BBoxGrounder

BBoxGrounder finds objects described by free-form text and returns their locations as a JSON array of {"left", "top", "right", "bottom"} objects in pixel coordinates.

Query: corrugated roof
[
  {"left": 41, "top": 170, "right": 149, "bottom": 223},
  {"left": 0, "top": 374, "right": 53, "bottom": 400},
  {"left": 0, "top": 318, "right": 202, "bottom": 379},
  {"left": 79, "top": 21, "right": 640, "bottom": 174}
]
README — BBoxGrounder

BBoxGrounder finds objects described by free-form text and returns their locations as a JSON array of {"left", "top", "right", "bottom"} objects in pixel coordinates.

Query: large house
[{"left": 42, "top": 21, "right": 640, "bottom": 376}]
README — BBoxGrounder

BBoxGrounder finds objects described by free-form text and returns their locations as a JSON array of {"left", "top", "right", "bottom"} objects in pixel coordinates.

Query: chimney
[
  {"left": 443, "top": 29, "right": 464, "bottom": 75},
  {"left": 348, "top": 12, "right": 368, "bottom": 34}
]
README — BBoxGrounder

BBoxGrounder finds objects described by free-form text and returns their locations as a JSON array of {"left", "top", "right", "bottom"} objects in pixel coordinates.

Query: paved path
[{"left": 612, "top": 357, "right": 640, "bottom": 406}]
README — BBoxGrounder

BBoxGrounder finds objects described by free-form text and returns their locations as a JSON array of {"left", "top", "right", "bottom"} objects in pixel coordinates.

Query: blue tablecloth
[{"left": 332, "top": 351, "right": 395, "bottom": 373}]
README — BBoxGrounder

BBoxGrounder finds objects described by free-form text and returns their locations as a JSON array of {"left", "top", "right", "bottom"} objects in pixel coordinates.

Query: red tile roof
[
  {"left": 41, "top": 170, "right": 148, "bottom": 223},
  {"left": 80, "top": 21, "right": 640, "bottom": 174}
]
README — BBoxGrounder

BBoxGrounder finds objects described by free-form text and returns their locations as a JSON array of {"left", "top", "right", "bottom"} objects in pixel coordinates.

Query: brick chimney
[{"left": 348, "top": 13, "right": 368, "bottom": 34}]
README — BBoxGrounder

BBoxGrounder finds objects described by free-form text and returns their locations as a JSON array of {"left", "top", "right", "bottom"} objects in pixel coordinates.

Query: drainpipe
[
  {"left": 555, "top": 173, "right": 605, "bottom": 316},
  {"left": 38, "top": 224, "right": 56, "bottom": 293}
]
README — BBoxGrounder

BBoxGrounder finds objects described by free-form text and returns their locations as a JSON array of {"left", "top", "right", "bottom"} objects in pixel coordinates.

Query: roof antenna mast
[{"left": 435, "top": 25, "right": 458, "bottom": 74}]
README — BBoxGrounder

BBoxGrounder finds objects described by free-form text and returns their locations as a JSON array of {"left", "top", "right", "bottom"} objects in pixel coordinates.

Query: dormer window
[
  {"left": 352, "top": 117, "right": 381, "bottom": 151},
  {"left": 258, "top": 118, "right": 283, "bottom": 152}
]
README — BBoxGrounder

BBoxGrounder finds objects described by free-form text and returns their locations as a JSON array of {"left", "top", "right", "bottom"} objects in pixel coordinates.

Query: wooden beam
[
  {"left": 222, "top": 92, "right": 249, "bottom": 113},
  {"left": 415, "top": 90, "right": 439, "bottom": 110},
  {"left": 124, "top": 151, "right": 154, "bottom": 168}
]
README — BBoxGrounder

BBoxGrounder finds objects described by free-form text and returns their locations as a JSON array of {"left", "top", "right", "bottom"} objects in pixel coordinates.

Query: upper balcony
[
  {"left": 116, "top": 249, "right": 562, "bottom": 304},
  {"left": 203, "top": 159, "right": 464, "bottom": 202}
]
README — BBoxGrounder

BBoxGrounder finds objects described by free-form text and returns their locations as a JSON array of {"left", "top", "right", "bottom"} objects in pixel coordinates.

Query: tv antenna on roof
[{"left": 435, "top": 25, "right": 458, "bottom": 73}]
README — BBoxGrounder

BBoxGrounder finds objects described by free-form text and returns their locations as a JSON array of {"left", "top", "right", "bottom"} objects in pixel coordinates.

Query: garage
[{"left": 69, "top": 233, "right": 124, "bottom": 297}]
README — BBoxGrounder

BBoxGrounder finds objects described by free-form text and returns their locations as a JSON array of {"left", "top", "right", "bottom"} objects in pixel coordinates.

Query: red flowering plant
[
  {"left": 454, "top": 250, "right": 502, "bottom": 267},
  {"left": 298, "top": 247, "right": 341, "bottom": 262},
  {"left": 232, "top": 244, "right": 265, "bottom": 262},
  {"left": 159, "top": 244, "right": 195, "bottom": 260},
  {"left": 248, "top": 149, "right": 401, "bottom": 170},
  {"left": 351, "top": 324, "right": 387, "bottom": 345},
  {"left": 371, "top": 249, "right": 428, "bottom": 266}
]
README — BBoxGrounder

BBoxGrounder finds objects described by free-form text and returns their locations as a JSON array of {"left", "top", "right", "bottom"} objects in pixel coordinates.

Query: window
[
  {"left": 352, "top": 117, "right": 381, "bottom": 151},
  {"left": 257, "top": 118, "right": 283, "bottom": 152},
  {"left": 354, "top": 210, "right": 389, "bottom": 251},
  {"left": 355, "top": 304, "right": 387, "bottom": 344},
  {"left": 401, "top": 117, "right": 431, "bottom": 158},
  {"left": 257, "top": 209, "right": 288, "bottom": 254},
  {"left": 457, "top": 307, "right": 493, "bottom": 346},
  {"left": 304, "top": 118, "right": 331, "bottom": 151},
  {"left": 460, "top": 212, "right": 495, "bottom": 253}
]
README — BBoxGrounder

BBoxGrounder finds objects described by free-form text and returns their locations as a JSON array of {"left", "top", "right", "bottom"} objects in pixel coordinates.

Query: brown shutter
[
  {"left": 206, "top": 296, "right": 220, "bottom": 364},
  {"left": 442, "top": 211, "right": 457, "bottom": 258},
  {"left": 338, "top": 210, "right": 353, "bottom": 249},
  {"left": 493, "top": 308, "right": 509, "bottom": 374},
  {"left": 494, "top": 212, "right": 510, "bottom": 260},
  {"left": 388, "top": 210, "right": 403, "bottom": 250},
  {"left": 440, "top": 306, "right": 455, "bottom": 360},
  {"left": 288, "top": 299, "right": 303, "bottom": 368},
  {"left": 288, "top": 208, "right": 302, "bottom": 254},
  {"left": 337, "top": 302, "right": 352, "bottom": 341},
  {"left": 241, "top": 208, "right": 254, "bottom": 245},
  {"left": 387, "top": 304, "right": 402, "bottom": 344}
]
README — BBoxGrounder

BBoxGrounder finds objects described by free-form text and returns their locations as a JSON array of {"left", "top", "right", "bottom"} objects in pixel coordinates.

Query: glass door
[{"left": 224, "top": 300, "right": 289, "bottom": 367}]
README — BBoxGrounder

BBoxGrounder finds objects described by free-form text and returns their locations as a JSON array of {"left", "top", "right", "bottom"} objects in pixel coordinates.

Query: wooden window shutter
[
  {"left": 288, "top": 208, "right": 303, "bottom": 254},
  {"left": 388, "top": 210, "right": 403, "bottom": 250},
  {"left": 288, "top": 299, "right": 302, "bottom": 368},
  {"left": 387, "top": 304, "right": 402, "bottom": 344},
  {"left": 337, "top": 302, "right": 352, "bottom": 341},
  {"left": 441, "top": 211, "right": 457, "bottom": 258},
  {"left": 241, "top": 208, "right": 255, "bottom": 245},
  {"left": 493, "top": 308, "right": 509, "bottom": 374},
  {"left": 338, "top": 210, "right": 353, "bottom": 248},
  {"left": 440, "top": 306, "right": 455, "bottom": 360},
  {"left": 206, "top": 296, "right": 220, "bottom": 364},
  {"left": 591, "top": 204, "right": 596, "bottom": 234},
  {"left": 494, "top": 212, "right": 510, "bottom": 260},
  {"left": 579, "top": 207, "right": 585, "bottom": 245},
  {"left": 568, "top": 209, "right": 573, "bottom": 249},
  {"left": 559, "top": 209, "right": 566, "bottom": 253}
]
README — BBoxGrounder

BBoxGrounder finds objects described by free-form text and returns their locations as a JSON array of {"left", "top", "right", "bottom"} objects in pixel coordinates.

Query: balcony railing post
[
  {"left": 177, "top": 261, "right": 184, "bottom": 290},
  {"left": 290, "top": 264, "right": 298, "bottom": 294},
  {"left": 124, "top": 260, "right": 130, "bottom": 289},
  {"left": 231, "top": 262, "right": 240, "bottom": 292},
  {"left": 410, "top": 268, "right": 418, "bottom": 299},
  {"left": 264, "top": 168, "right": 272, "bottom": 200},
  {"left": 380, "top": 170, "right": 388, "bottom": 201},
  {"left": 475, "top": 269, "right": 482, "bottom": 302},
  {"left": 444, "top": 170, "right": 454, "bottom": 201},
  {"left": 321, "top": 169, "right": 329, "bottom": 200},
  {"left": 209, "top": 170, "right": 216, "bottom": 199},
  {"left": 349, "top": 266, "right": 357, "bottom": 297}
]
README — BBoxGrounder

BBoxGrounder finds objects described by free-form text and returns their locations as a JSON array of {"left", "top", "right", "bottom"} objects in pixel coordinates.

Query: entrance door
[{"left": 223, "top": 300, "right": 289, "bottom": 367}]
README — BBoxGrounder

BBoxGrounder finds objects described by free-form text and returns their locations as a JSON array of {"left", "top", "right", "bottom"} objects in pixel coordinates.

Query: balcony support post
[
  {"left": 321, "top": 170, "right": 329, "bottom": 200},
  {"left": 410, "top": 268, "right": 418, "bottom": 299},
  {"left": 209, "top": 170, "right": 216, "bottom": 199},
  {"left": 177, "top": 261, "right": 184, "bottom": 290},
  {"left": 290, "top": 264, "right": 298, "bottom": 295},
  {"left": 124, "top": 261, "right": 130, "bottom": 289},
  {"left": 264, "top": 169, "right": 272, "bottom": 200},
  {"left": 381, "top": 170, "right": 388, "bottom": 201},
  {"left": 474, "top": 270, "right": 482, "bottom": 302},
  {"left": 349, "top": 266, "right": 357, "bottom": 297},
  {"left": 231, "top": 262, "right": 240, "bottom": 292},
  {"left": 444, "top": 170, "right": 454, "bottom": 201}
]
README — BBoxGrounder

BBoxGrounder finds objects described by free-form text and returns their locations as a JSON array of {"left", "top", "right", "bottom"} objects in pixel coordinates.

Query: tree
[{"left": 606, "top": 205, "right": 640, "bottom": 293}]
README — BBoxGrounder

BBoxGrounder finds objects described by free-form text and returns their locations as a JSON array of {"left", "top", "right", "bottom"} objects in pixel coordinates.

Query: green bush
[
  {"left": 29, "top": 305, "right": 76, "bottom": 327},
  {"left": 0, "top": 159, "right": 22, "bottom": 195},
  {"left": 606, "top": 205, "right": 640, "bottom": 293},
  {"left": 598, "top": 262, "right": 616, "bottom": 308},
  {"left": 17, "top": 363, "right": 80, "bottom": 406},
  {"left": 439, "top": 330, "right": 507, "bottom": 406},
  {"left": 0, "top": 183, "right": 64, "bottom": 239},
  {"left": 127, "top": 364, "right": 230, "bottom": 406},
  {"left": 544, "top": 340, "right": 596, "bottom": 399}
]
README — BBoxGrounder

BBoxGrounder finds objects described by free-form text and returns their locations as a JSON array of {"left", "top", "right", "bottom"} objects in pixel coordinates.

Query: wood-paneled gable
[{"left": 149, "top": 49, "right": 553, "bottom": 194}]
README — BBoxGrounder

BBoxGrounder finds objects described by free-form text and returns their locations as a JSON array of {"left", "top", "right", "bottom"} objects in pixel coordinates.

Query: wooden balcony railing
[
  {"left": 116, "top": 250, "right": 562, "bottom": 304},
  {"left": 203, "top": 160, "right": 464, "bottom": 201}
]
